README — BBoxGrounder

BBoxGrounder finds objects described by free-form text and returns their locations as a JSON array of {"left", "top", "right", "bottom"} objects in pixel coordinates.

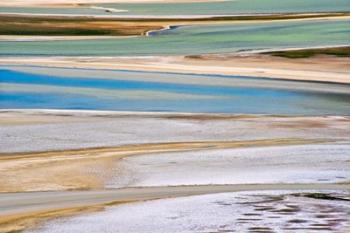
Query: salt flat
[
  {"left": 26, "top": 190, "right": 350, "bottom": 233},
  {"left": 106, "top": 144, "right": 350, "bottom": 188},
  {"left": 1, "top": 110, "right": 350, "bottom": 153},
  {"left": 1, "top": 110, "right": 349, "bottom": 194}
]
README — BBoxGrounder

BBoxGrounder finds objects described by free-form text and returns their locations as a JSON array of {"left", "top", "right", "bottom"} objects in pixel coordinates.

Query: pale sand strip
[
  {"left": 1, "top": 53, "right": 349, "bottom": 84},
  {"left": 2, "top": 12, "right": 349, "bottom": 20}
]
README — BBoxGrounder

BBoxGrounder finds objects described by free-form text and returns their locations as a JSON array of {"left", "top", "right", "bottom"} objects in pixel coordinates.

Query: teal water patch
[
  {"left": 101, "top": 0, "right": 350, "bottom": 15},
  {"left": 1, "top": 19, "right": 349, "bottom": 56},
  {"left": 1, "top": 0, "right": 349, "bottom": 15},
  {"left": 1, "top": 67, "right": 350, "bottom": 115}
]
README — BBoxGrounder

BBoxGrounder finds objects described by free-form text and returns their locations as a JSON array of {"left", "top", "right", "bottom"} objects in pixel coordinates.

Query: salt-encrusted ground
[
  {"left": 1, "top": 110, "right": 350, "bottom": 153},
  {"left": 27, "top": 190, "right": 350, "bottom": 233},
  {"left": 106, "top": 144, "right": 350, "bottom": 188},
  {"left": 2, "top": 110, "right": 350, "bottom": 233}
]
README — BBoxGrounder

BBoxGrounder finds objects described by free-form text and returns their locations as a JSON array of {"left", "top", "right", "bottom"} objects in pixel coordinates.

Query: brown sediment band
[{"left": 0, "top": 12, "right": 349, "bottom": 37}]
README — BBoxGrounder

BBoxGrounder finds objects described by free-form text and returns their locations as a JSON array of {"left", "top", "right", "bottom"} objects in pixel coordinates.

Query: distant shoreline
[{"left": 0, "top": 0, "right": 223, "bottom": 7}]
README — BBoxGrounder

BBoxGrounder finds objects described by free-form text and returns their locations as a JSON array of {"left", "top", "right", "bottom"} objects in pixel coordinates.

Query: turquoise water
[
  {"left": 1, "top": 0, "right": 349, "bottom": 15},
  {"left": 101, "top": 0, "right": 350, "bottom": 15},
  {"left": 1, "top": 67, "right": 350, "bottom": 115},
  {"left": 1, "top": 20, "right": 349, "bottom": 56}
]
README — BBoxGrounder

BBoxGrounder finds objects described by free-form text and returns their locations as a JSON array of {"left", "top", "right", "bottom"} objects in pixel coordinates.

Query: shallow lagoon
[
  {"left": 1, "top": 67, "right": 350, "bottom": 115},
  {"left": 102, "top": 0, "right": 350, "bottom": 16},
  {"left": 1, "top": 19, "right": 349, "bottom": 56}
]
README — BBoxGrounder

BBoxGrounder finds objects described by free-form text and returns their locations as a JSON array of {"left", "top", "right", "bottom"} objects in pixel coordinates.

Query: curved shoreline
[
  {"left": 1, "top": 12, "right": 349, "bottom": 39},
  {"left": 145, "top": 25, "right": 180, "bottom": 36}
]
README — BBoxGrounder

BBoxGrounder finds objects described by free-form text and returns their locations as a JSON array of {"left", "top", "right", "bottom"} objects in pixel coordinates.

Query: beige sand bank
[
  {"left": 0, "top": 138, "right": 322, "bottom": 193},
  {"left": 1, "top": 52, "right": 349, "bottom": 84}
]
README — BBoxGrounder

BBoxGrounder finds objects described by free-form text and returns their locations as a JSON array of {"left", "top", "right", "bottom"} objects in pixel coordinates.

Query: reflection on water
[{"left": 1, "top": 67, "right": 350, "bottom": 115}]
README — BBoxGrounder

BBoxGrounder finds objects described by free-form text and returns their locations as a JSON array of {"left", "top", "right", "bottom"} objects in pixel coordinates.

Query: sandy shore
[{"left": 1, "top": 52, "right": 349, "bottom": 84}]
